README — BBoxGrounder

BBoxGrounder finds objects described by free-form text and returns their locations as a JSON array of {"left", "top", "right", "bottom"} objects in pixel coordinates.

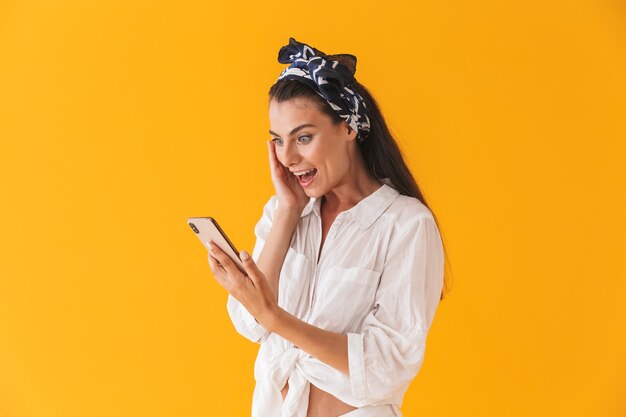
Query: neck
[{"left": 322, "top": 150, "right": 382, "bottom": 214}]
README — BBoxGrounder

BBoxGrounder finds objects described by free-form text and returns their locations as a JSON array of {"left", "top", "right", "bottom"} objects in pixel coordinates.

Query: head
[
  {"left": 268, "top": 78, "right": 424, "bottom": 201},
  {"left": 268, "top": 84, "right": 369, "bottom": 199},
  {"left": 269, "top": 39, "right": 452, "bottom": 300}
]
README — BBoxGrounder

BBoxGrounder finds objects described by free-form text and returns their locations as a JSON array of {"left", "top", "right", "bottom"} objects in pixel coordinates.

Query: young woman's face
[{"left": 268, "top": 97, "right": 356, "bottom": 198}]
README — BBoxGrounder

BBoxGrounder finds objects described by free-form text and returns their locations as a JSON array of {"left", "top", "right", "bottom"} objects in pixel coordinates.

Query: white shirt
[{"left": 226, "top": 178, "right": 445, "bottom": 417}]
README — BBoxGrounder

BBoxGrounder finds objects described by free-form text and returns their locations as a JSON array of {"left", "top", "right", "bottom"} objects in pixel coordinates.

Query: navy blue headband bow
[{"left": 275, "top": 37, "right": 371, "bottom": 143}]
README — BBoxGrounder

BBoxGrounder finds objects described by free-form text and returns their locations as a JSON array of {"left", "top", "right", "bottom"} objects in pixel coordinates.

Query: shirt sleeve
[
  {"left": 225, "top": 195, "right": 277, "bottom": 344},
  {"left": 346, "top": 214, "right": 445, "bottom": 404}
]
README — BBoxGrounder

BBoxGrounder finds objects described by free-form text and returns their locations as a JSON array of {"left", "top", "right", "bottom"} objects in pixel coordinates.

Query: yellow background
[{"left": 1, "top": 1, "right": 625, "bottom": 416}]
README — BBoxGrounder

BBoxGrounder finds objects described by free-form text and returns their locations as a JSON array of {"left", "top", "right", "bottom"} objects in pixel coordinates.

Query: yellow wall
[{"left": 1, "top": 1, "right": 624, "bottom": 416}]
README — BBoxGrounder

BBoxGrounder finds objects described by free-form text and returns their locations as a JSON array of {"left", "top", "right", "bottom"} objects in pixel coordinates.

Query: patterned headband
[{"left": 275, "top": 37, "right": 371, "bottom": 144}]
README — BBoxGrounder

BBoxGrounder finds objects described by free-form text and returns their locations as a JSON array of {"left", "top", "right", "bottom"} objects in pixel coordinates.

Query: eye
[
  {"left": 297, "top": 135, "right": 312, "bottom": 144},
  {"left": 271, "top": 138, "right": 283, "bottom": 146}
]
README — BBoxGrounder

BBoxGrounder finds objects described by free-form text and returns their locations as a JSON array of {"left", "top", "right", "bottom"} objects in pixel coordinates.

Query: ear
[{"left": 345, "top": 123, "right": 357, "bottom": 142}]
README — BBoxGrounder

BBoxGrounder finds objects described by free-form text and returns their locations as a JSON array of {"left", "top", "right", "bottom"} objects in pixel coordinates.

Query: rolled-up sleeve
[
  {"left": 347, "top": 215, "right": 445, "bottom": 404},
  {"left": 226, "top": 195, "right": 277, "bottom": 344}
]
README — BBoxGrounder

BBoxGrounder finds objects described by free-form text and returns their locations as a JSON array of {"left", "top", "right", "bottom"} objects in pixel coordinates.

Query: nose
[{"left": 279, "top": 140, "right": 301, "bottom": 167}]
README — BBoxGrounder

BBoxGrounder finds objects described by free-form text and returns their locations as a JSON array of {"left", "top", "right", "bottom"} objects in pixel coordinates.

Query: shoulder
[
  {"left": 384, "top": 193, "right": 436, "bottom": 227},
  {"left": 378, "top": 193, "right": 443, "bottom": 251},
  {"left": 266, "top": 194, "right": 278, "bottom": 211},
  {"left": 381, "top": 194, "right": 444, "bottom": 262},
  {"left": 260, "top": 194, "right": 279, "bottom": 218},
  {"left": 253, "top": 195, "right": 279, "bottom": 233}
]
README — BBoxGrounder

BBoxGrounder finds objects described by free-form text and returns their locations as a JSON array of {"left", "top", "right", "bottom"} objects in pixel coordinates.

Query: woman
[{"left": 207, "top": 37, "right": 449, "bottom": 417}]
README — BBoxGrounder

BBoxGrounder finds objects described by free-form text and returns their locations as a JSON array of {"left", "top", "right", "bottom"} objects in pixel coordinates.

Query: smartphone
[{"left": 187, "top": 217, "right": 247, "bottom": 275}]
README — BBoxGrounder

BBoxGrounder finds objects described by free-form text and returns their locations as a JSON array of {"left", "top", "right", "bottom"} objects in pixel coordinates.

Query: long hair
[{"left": 268, "top": 79, "right": 453, "bottom": 300}]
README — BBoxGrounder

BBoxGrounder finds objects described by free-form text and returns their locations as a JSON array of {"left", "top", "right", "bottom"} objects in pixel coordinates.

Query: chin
[
  {"left": 303, "top": 187, "right": 321, "bottom": 199},
  {"left": 300, "top": 175, "right": 325, "bottom": 199}
]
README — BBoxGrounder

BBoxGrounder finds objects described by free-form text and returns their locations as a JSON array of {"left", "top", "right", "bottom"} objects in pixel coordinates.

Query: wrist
[
  {"left": 274, "top": 206, "right": 302, "bottom": 223},
  {"left": 263, "top": 305, "right": 286, "bottom": 333},
  {"left": 276, "top": 199, "right": 306, "bottom": 215}
]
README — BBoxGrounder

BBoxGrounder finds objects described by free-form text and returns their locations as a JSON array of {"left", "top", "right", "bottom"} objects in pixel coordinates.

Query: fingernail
[{"left": 240, "top": 250, "right": 250, "bottom": 261}]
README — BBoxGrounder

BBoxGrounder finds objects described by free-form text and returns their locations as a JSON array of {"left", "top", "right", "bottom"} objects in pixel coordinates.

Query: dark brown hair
[{"left": 268, "top": 79, "right": 452, "bottom": 300}]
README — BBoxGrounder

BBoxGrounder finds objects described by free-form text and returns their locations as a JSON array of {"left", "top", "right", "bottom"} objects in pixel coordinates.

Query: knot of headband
[{"left": 275, "top": 37, "right": 371, "bottom": 144}]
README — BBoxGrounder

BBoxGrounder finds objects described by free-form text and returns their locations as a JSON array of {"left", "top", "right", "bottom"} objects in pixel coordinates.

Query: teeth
[{"left": 294, "top": 168, "right": 316, "bottom": 177}]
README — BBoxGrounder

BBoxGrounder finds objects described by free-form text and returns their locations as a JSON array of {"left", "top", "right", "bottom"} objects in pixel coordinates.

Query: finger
[
  {"left": 239, "top": 250, "right": 264, "bottom": 288},
  {"left": 207, "top": 252, "right": 224, "bottom": 273},
  {"left": 267, "top": 141, "right": 274, "bottom": 167},
  {"left": 207, "top": 253, "right": 231, "bottom": 290},
  {"left": 208, "top": 243, "right": 231, "bottom": 269},
  {"left": 209, "top": 243, "right": 247, "bottom": 285},
  {"left": 268, "top": 141, "right": 276, "bottom": 171},
  {"left": 268, "top": 140, "right": 278, "bottom": 163},
  {"left": 268, "top": 140, "right": 286, "bottom": 177},
  {"left": 208, "top": 248, "right": 228, "bottom": 272}
]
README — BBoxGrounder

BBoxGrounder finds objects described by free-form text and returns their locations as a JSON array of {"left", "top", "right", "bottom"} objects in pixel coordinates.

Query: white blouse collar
[{"left": 300, "top": 178, "right": 400, "bottom": 230}]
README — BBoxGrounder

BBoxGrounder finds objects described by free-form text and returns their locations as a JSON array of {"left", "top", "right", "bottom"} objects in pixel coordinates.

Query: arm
[
  {"left": 268, "top": 308, "right": 350, "bottom": 375},
  {"left": 224, "top": 140, "right": 310, "bottom": 343},
  {"left": 344, "top": 215, "right": 445, "bottom": 403},
  {"left": 259, "top": 139, "right": 310, "bottom": 299},
  {"left": 212, "top": 230, "right": 350, "bottom": 369},
  {"left": 224, "top": 196, "right": 302, "bottom": 342},
  {"left": 256, "top": 202, "right": 301, "bottom": 299},
  {"left": 263, "top": 217, "right": 444, "bottom": 383},
  {"left": 217, "top": 215, "right": 443, "bottom": 389}
]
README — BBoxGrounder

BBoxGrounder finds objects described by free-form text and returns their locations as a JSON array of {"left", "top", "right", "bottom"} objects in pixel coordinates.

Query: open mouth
[{"left": 294, "top": 168, "right": 317, "bottom": 187}]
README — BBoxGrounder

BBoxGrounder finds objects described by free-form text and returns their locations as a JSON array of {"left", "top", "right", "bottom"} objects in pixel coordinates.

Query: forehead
[{"left": 269, "top": 98, "right": 327, "bottom": 129}]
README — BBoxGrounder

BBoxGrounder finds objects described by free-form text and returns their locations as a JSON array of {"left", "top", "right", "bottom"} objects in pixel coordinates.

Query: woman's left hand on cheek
[{"left": 207, "top": 242, "right": 279, "bottom": 330}]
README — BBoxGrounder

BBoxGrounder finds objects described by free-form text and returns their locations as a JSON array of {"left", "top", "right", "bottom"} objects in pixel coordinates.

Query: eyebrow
[{"left": 269, "top": 124, "right": 316, "bottom": 138}]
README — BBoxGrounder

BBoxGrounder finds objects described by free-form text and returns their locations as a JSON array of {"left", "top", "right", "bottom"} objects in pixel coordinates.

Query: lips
[
  {"left": 291, "top": 168, "right": 316, "bottom": 175},
  {"left": 296, "top": 168, "right": 317, "bottom": 187}
]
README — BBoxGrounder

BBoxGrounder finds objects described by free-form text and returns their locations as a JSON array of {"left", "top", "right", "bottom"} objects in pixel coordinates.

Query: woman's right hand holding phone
[{"left": 267, "top": 140, "right": 310, "bottom": 214}]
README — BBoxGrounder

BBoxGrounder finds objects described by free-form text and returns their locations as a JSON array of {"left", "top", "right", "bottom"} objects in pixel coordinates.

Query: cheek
[
  {"left": 323, "top": 154, "right": 348, "bottom": 178},
  {"left": 307, "top": 144, "right": 329, "bottom": 165},
  {"left": 274, "top": 148, "right": 287, "bottom": 165}
]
